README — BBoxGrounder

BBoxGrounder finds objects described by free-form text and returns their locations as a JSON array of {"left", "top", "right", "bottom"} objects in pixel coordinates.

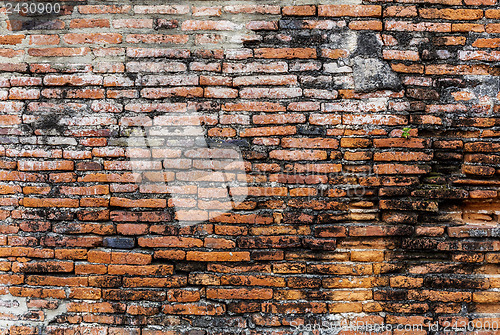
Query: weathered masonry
[{"left": 0, "top": 0, "right": 499, "bottom": 334}]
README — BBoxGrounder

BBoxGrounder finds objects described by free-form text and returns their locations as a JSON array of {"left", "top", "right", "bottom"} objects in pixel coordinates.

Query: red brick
[
  {"left": 486, "top": 9, "right": 500, "bottom": 19},
  {"left": 21, "top": 198, "right": 79, "bottom": 208},
  {"left": 181, "top": 20, "right": 237, "bottom": 31},
  {"left": 110, "top": 197, "right": 166, "bottom": 208},
  {"left": 126, "top": 34, "right": 189, "bottom": 44},
  {"left": 240, "top": 126, "right": 296, "bottom": 137},
  {"left": 63, "top": 33, "right": 122, "bottom": 44},
  {"left": 282, "top": 5, "right": 316, "bottom": 16},
  {"left": 8, "top": 88, "right": 40, "bottom": 100},
  {"left": 186, "top": 251, "right": 250, "bottom": 262},
  {"left": 452, "top": 23, "right": 485, "bottom": 33},
  {"left": 386, "top": 20, "right": 451, "bottom": 32},
  {"left": 70, "top": 19, "right": 110, "bottom": 28},
  {"left": 253, "top": 114, "right": 305, "bottom": 124},
  {"left": 269, "top": 150, "right": 327, "bottom": 161},
  {"left": 207, "top": 288, "right": 272, "bottom": 300},
  {"left": 138, "top": 236, "right": 203, "bottom": 248},
  {"left": 113, "top": 19, "right": 153, "bottom": 29},
  {"left": 162, "top": 303, "right": 225, "bottom": 315},
  {"left": 319, "top": 5, "right": 381, "bottom": 17},
  {"left": 254, "top": 48, "right": 317, "bottom": 59},
  {"left": 349, "top": 20, "right": 382, "bottom": 31},
  {"left": 0, "top": 35, "right": 25, "bottom": 45},
  {"left": 78, "top": 5, "right": 131, "bottom": 14},
  {"left": 419, "top": 8, "right": 483, "bottom": 20},
  {"left": 239, "top": 87, "right": 302, "bottom": 99},
  {"left": 110, "top": 252, "right": 151, "bottom": 265},
  {"left": 384, "top": 6, "right": 418, "bottom": 17}
]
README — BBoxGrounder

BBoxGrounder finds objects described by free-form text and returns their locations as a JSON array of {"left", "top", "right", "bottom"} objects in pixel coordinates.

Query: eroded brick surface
[{"left": 0, "top": 0, "right": 499, "bottom": 334}]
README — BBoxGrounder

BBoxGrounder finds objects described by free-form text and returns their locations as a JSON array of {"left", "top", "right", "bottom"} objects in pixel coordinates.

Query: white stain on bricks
[
  {"left": 0, "top": 292, "right": 67, "bottom": 330},
  {"left": 0, "top": 0, "right": 365, "bottom": 64},
  {"left": 126, "top": 105, "right": 249, "bottom": 227}
]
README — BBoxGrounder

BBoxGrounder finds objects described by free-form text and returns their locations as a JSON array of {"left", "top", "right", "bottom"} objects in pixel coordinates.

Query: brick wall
[{"left": 0, "top": 0, "right": 499, "bottom": 334}]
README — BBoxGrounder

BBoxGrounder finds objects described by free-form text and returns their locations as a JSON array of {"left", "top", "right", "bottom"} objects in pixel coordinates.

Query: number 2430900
[{"left": 3, "top": 2, "right": 61, "bottom": 14}]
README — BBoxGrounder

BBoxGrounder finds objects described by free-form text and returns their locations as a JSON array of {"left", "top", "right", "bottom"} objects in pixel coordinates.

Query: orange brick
[
  {"left": 452, "top": 23, "right": 485, "bottom": 32},
  {"left": 110, "top": 252, "right": 152, "bottom": 265},
  {"left": 63, "top": 33, "right": 122, "bottom": 44},
  {"left": 162, "top": 303, "right": 225, "bottom": 315},
  {"left": 0, "top": 35, "right": 25, "bottom": 45},
  {"left": 70, "top": 19, "right": 110, "bottom": 28},
  {"left": 69, "top": 287, "right": 102, "bottom": 300},
  {"left": 318, "top": 5, "right": 381, "bottom": 17},
  {"left": 349, "top": 20, "right": 383, "bottom": 31},
  {"left": 186, "top": 251, "right": 250, "bottom": 262},
  {"left": 21, "top": 198, "right": 79, "bottom": 208},
  {"left": 282, "top": 5, "right": 316, "bottom": 16},
  {"left": 486, "top": 9, "right": 500, "bottom": 19},
  {"left": 384, "top": 6, "right": 418, "bottom": 17},
  {"left": 110, "top": 197, "right": 166, "bottom": 208},
  {"left": 486, "top": 24, "right": 500, "bottom": 33},
  {"left": 207, "top": 288, "right": 273, "bottom": 300},
  {"left": 420, "top": 8, "right": 483, "bottom": 20},
  {"left": 167, "top": 289, "right": 201, "bottom": 302}
]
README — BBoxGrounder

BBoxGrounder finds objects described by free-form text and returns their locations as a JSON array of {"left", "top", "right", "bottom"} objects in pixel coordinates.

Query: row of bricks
[
  {"left": 1, "top": 243, "right": 499, "bottom": 262},
  {"left": 0, "top": 168, "right": 492, "bottom": 183},
  {"left": 0, "top": 74, "right": 499, "bottom": 92},
  {"left": 2, "top": 285, "right": 500, "bottom": 305},
  {"left": 4, "top": 5, "right": 500, "bottom": 22},
  {"left": 3, "top": 23, "right": 500, "bottom": 47},
  {"left": 6, "top": 115, "right": 500, "bottom": 130},
  {"left": 1, "top": 212, "right": 498, "bottom": 233},
  {"left": 0, "top": 138, "right": 483, "bottom": 153},
  {"left": 3, "top": 9, "right": 500, "bottom": 30},
  {"left": 4, "top": 2, "right": 497, "bottom": 17},
  {"left": 8, "top": 116, "right": 500, "bottom": 130},
  {"left": 1, "top": 229, "right": 499, "bottom": 248},
  {"left": 0, "top": 62, "right": 498, "bottom": 79},
  {"left": 0, "top": 158, "right": 496, "bottom": 172},
  {"left": 2, "top": 257, "right": 500, "bottom": 277},
  {"left": 3, "top": 235, "right": 496, "bottom": 252},
  {"left": 8, "top": 100, "right": 496, "bottom": 114},
  {"left": 4, "top": 34, "right": 500, "bottom": 56},
  {"left": 1, "top": 44, "right": 500, "bottom": 63},
  {"left": 2, "top": 286, "right": 500, "bottom": 305},
  {"left": 3, "top": 205, "right": 499, "bottom": 233},
  {"left": 1, "top": 140, "right": 498, "bottom": 161},
  {"left": 4, "top": 21, "right": 500, "bottom": 42},
  {"left": 0, "top": 166, "right": 494, "bottom": 187},
  {"left": 1, "top": 246, "right": 499, "bottom": 268},
  {"left": 2, "top": 232, "right": 500, "bottom": 247},
  {"left": 5, "top": 313, "right": 500, "bottom": 335},
  {"left": 0, "top": 86, "right": 496, "bottom": 104},
  {"left": 5, "top": 163, "right": 500, "bottom": 177},
  {"left": 7, "top": 46, "right": 500, "bottom": 62},
  {"left": 7, "top": 100, "right": 490, "bottom": 117},
  {"left": 1, "top": 131, "right": 499, "bottom": 145},
  {"left": 4, "top": 315, "right": 500, "bottom": 335},
  {"left": 1, "top": 273, "right": 500, "bottom": 290},
  {"left": 2, "top": 184, "right": 497, "bottom": 199},
  {"left": 1, "top": 136, "right": 495, "bottom": 147},
  {"left": 0, "top": 75, "right": 491, "bottom": 91},
  {"left": 0, "top": 64, "right": 498, "bottom": 81},
  {"left": 1, "top": 87, "right": 499, "bottom": 101},
  {"left": 1, "top": 302, "right": 497, "bottom": 322}
]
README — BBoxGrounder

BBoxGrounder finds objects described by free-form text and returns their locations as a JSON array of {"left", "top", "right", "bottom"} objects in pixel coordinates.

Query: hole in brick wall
[{"left": 460, "top": 201, "right": 500, "bottom": 225}]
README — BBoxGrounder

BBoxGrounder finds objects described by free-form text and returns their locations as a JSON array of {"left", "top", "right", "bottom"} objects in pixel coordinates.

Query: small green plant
[{"left": 401, "top": 127, "right": 411, "bottom": 139}]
